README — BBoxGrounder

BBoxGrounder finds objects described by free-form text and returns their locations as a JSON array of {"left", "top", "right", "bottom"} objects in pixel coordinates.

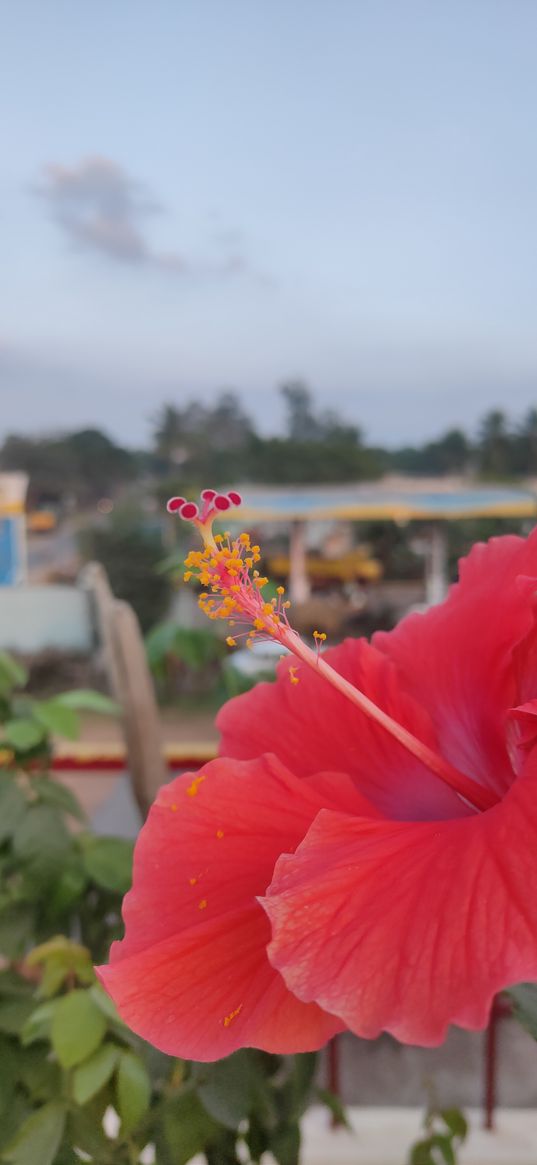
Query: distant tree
[
  {"left": 0, "top": 428, "right": 134, "bottom": 506},
  {"left": 152, "top": 392, "right": 254, "bottom": 482},
  {"left": 153, "top": 404, "right": 185, "bottom": 463},
  {"left": 512, "top": 407, "right": 537, "bottom": 475},
  {"left": 64, "top": 428, "right": 135, "bottom": 498},
  {"left": 206, "top": 391, "right": 254, "bottom": 451},
  {"left": 80, "top": 508, "right": 171, "bottom": 632},
  {"left": 478, "top": 409, "right": 512, "bottom": 477},
  {"left": 281, "top": 382, "right": 321, "bottom": 441},
  {"left": 388, "top": 428, "right": 470, "bottom": 476}
]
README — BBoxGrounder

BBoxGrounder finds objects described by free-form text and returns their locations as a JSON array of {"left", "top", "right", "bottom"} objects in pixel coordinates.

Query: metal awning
[{"left": 236, "top": 484, "right": 537, "bottom": 523}]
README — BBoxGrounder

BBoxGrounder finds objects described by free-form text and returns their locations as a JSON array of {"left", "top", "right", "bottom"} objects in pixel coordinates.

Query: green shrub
[{"left": 0, "top": 652, "right": 331, "bottom": 1163}]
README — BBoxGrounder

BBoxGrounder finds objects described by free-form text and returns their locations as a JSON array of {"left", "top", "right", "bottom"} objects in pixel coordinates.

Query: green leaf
[
  {"left": 428, "top": 1134, "right": 456, "bottom": 1165},
  {"left": 316, "top": 1087, "right": 351, "bottom": 1130},
  {"left": 196, "top": 1050, "right": 260, "bottom": 1129},
  {"left": 164, "top": 1089, "right": 222, "bottom": 1165},
  {"left": 287, "top": 1052, "right": 318, "bottom": 1120},
  {"left": 3, "top": 718, "right": 46, "bottom": 752},
  {"left": 54, "top": 689, "right": 119, "bottom": 715},
  {"left": 13, "top": 807, "right": 71, "bottom": 880},
  {"left": 50, "top": 990, "right": 106, "bottom": 1068},
  {"left": 0, "top": 777, "right": 27, "bottom": 843},
  {"left": 116, "top": 1050, "right": 151, "bottom": 1132},
  {"left": 27, "top": 936, "right": 95, "bottom": 997},
  {"left": 0, "top": 906, "right": 35, "bottom": 960},
  {"left": 0, "top": 969, "right": 35, "bottom": 998},
  {"left": 72, "top": 1043, "right": 119, "bottom": 1105},
  {"left": 0, "top": 997, "right": 36, "bottom": 1035},
  {"left": 0, "top": 1097, "right": 33, "bottom": 1154},
  {"left": 440, "top": 1108, "right": 468, "bottom": 1142},
  {"left": 82, "top": 836, "right": 133, "bottom": 893},
  {"left": 32, "top": 700, "right": 80, "bottom": 740},
  {"left": 509, "top": 982, "right": 537, "bottom": 1039},
  {"left": 21, "top": 1000, "right": 59, "bottom": 1045},
  {"left": 18, "top": 1047, "right": 62, "bottom": 1102},
  {"left": 2, "top": 1100, "right": 66, "bottom": 1165},
  {"left": 89, "top": 982, "right": 123, "bottom": 1024},
  {"left": 0, "top": 652, "right": 27, "bottom": 694},
  {"left": 410, "top": 1144, "right": 436, "bottom": 1165},
  {"left": 269, "top": 1122, "right": 301, "bottom": 1165},
  {"left": 66, "top": 1107, "right": 111, "bottom": 1158},
  {"left": 32, "top": 777, "right": 86, "bottom": 822}
]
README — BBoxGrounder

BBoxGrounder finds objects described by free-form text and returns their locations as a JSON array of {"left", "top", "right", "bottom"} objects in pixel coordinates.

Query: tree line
[{"left": 2, "top": 384, "right": 537, "bottom": 506}]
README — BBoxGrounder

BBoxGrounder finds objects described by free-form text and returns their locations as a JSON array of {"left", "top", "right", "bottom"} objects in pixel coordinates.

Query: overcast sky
[{"left": 2, "top": 0, "right": 537, "bottom": 448}]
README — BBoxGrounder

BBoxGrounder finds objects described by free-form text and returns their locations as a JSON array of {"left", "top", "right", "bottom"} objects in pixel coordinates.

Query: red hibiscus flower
[{"left": 97, "top": 496, "right": 537, "bottom": 1059}]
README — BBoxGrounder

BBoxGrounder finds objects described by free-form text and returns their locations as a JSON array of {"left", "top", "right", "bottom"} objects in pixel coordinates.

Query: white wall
[{"left": 0, "top": 586, "right": 93, "bottom": 652}]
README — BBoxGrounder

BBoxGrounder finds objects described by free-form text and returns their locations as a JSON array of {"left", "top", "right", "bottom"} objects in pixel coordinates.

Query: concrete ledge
[{"left": 299, "top": 1106, "right": 537, "bottom": 1165}]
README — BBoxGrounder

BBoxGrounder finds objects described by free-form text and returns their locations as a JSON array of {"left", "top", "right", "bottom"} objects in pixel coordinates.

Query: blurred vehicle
[
  {"left": 267, "top": 546, "right": 383, "bottom": 586},
  {"left": 27, "top": 508, "right": 58, "bottom": 534}
]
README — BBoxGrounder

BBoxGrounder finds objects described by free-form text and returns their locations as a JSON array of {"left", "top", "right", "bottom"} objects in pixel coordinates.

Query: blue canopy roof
[{"left": 236, "top": 483, "right": 537, "bottom": 522}]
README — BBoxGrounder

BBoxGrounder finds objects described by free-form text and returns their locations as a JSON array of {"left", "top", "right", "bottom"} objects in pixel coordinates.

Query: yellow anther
[
  {"left": 214, "top": 534, "right": 223, "bottom": 544},
  {"left": 223, "top": 1004, "right": 243, "bottom": 1027},
  {"left": 262, "top": 603, "right": 273, "bottom": 615},
  {"left": 183, "top": 571, "right": 192, "bottom": 582},
  {"left": 253, "top": 618, "right": 264, "bottom": 630},
  {"left": 289, "top": 665, "right": 300, "bottom": 686},
  {"left": 276, "top": 586, "right": 285, "bottom": 595},
  {"left": 226, "top": 636, "right": 237, "bottom": 647}
]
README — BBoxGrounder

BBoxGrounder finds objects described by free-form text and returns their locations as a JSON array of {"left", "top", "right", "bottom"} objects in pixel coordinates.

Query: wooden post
[
  {"left": 108, "top": 600, "right": 166, "bottom": 819},
  {"left": 80, "top": 562, "right": 166, "bottom": 819}
]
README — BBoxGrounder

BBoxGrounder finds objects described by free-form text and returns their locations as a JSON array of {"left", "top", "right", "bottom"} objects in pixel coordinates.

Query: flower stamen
[{"left": 169, "top": 490, "right": 499, "bottom": 814}]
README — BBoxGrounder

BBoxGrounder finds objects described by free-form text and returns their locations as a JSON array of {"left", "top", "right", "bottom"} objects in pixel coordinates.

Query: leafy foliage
[
  {"left": 0, "top": 652, "right": 336, "bottom": 1162},
  {"left": 508, "top": 983, "right": 537, "bottom": 1039},
  {"left": 407, "top": 1106, "right": 468, "bottom": 1165}
]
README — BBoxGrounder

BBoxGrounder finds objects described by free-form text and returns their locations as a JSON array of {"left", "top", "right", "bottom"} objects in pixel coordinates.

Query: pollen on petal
[
  {"left": 198, "top": 898, "right": 208, "bottom": 910},
  {"left": 216, "top": 829, "right": 224, "bottom": 839},
  {"left": 223, "top": 1004, "right": 243, "bottom": 1027},
  {"left": 187, "top": 774, "right": 207, "bottom": 797}
]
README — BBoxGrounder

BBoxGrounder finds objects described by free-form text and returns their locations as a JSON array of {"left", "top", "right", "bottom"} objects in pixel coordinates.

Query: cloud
[{"left": 37, "top": 156, "right": 250, "bottom": 278}]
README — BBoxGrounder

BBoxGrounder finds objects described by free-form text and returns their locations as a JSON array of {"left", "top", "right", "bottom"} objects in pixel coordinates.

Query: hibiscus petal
[
  {"left": 218, "top": 639, "right": 466, "bottom": 820},
  {"left": 263, "top": 751, "right": 537, "bottom": 1047},
  {"left": 98, "top": 905, "right": 342, "bottom": 1060},
  {"left": 96, "top": 754, "right": 363, "bottom": 1059},
  {"left": 506, "top": 699, "right": 537, "bottom": 770},
  {"left": 374, "top": 530, "right": 537, "bottom": 796}
]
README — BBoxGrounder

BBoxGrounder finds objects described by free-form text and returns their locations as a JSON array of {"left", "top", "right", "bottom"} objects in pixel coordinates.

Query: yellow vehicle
[
  {"left": 27, "top": 509, "right": 57, "bottom": 534},
  {"left": 267, "top": 547, "right": 383, "bottom": 585}
]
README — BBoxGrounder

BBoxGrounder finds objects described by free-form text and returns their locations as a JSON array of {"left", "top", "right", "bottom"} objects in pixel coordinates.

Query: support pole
[
  {"left": 289, "top": 519, "right": 311, "bottom": 603},
  {"left": 424, "top": 523, "right": 448, "bottom": 607}
]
